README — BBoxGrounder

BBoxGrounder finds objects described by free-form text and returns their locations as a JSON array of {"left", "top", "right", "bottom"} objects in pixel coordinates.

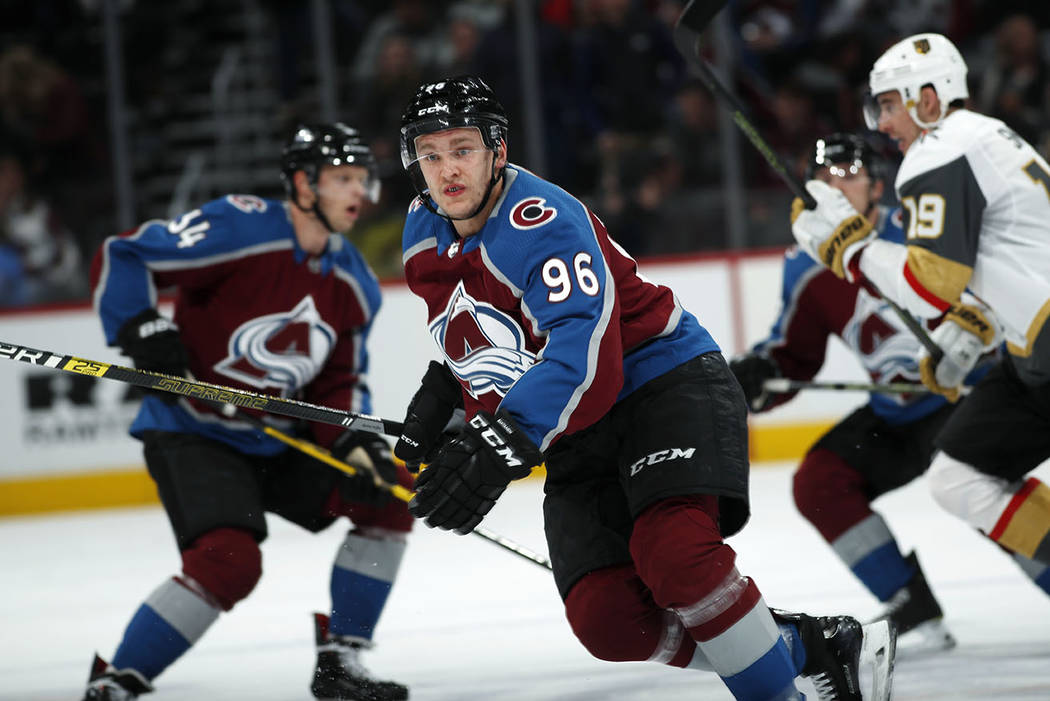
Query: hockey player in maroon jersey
[
  {"left": 741, "top": 132, "right": 1050, "bottom": 657},
  {"left": 82, "top": 124, "right": 412, "bottom": 701},
  {"left": 390, "top": 75, "right": 894, "bottom": 700},
  {"left": 792, "top": 34, "right": 1050, "bottom": 613},
  {"left": 734, "top": 133, "right": 984, "bottom": 656}
]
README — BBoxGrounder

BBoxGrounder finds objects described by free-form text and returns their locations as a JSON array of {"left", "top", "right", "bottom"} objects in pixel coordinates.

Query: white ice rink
[{"left": 3, "top": 462, "right": 1049, "bottom": 701}]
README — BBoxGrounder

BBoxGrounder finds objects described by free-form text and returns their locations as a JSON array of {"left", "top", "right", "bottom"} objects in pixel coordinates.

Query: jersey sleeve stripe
[
  {"left": 903, "top": 246, "right": 970, "bottom": 310},
  {"left": 146, "top": 240, "right": 292, "bottom": 271},
  {"left": 903, "top": 261, "right": 951, "bottom": 313},
  {"left": 480, "top": 243, "right": 524, "bottom": 297},
  {"left": 539, "top": 214, "right": 616, "bottom": 451},
  {"left": 333, "top": 268, "right": 374, "bottom": 325},
  {"left": 402, "top": 237, "right": 437, "bottom": 267}
]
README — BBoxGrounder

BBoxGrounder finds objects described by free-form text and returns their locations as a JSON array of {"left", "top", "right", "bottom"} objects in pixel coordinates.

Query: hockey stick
[
  {"left": 0, "top": 340, "right": 403, "bottom": 437},
  {"left": 763, "top": 378, "right": 928, "bottom": 395},
  {"left": 220, "top": 404, "right": 554, "bottom": 571},
  {"left": 0, "top": 337, "right": 552, "bottom": 570},
  {"left": 672, "top": 0, "right": 943, "bottom": 363}
]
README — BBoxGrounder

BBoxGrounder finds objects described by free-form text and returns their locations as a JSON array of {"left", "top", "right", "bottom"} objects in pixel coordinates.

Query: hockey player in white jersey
[
  {"left": 738, "top": 131, "right": 1050, "bottom": 657},
  {"left": 792, "top": 34, "right": 1050, "bottom": 583}
]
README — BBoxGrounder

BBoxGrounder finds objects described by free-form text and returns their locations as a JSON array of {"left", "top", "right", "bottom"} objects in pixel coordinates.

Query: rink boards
[{"left": 0, "top": 248, "right": 870, "bottom": 515}]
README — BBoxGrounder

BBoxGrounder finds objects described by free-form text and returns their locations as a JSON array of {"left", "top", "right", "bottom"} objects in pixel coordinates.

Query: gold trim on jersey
[
  {"left": 905, "top": 247, "right": 971, "bottom": 304},
  {"left": 1006, "top": 297, "right": 1050, "bottom": 358}
]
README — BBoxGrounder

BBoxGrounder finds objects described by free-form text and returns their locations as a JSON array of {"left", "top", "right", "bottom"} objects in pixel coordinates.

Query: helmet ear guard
[{"left": 866, "top": 33, "right": 968, "bottom": 130}]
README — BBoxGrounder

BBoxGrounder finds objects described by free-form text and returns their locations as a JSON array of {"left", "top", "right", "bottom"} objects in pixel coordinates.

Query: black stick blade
[{"left": 676, "top": 0, "right": 729, "bottom": 33}]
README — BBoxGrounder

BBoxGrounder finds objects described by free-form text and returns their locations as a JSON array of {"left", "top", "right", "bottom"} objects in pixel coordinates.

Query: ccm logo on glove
[{"left": 470, "top": 414, "right": 524, "bottom": 469}]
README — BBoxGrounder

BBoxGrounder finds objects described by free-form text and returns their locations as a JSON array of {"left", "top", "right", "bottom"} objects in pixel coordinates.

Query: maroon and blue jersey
[
  {"left": 752, "top": 206, "right": 948, "bottom": 424},
  {"left": 402, "top": 165, "right": 718, "bottom": 450},
  {"left": 91, "top": 195, "right": 381, "bottom": 454}
]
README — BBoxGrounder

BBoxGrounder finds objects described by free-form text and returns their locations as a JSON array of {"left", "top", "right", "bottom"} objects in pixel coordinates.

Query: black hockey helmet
[
  {"left": 806, "top": 132, "right": 883, "bottom": 181},
  {"left": 280, "top": 122, "right": 380, "bottom": 204},
  {"left": 399, "top": 75, "right": 509, "bottom": 218}
]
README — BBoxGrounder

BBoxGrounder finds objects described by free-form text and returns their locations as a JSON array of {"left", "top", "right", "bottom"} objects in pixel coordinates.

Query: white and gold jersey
[{"left": 859, "top": 109, "right": 1050, "bottom": 381}]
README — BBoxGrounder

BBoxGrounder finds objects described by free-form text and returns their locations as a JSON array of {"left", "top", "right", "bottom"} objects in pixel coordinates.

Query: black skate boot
[
  {"left": 773, "top": 610, "right": 864, "bottom": 701},
  {"left": 81, "top": 653, "right": 153, "bottom": 701},
  {"left": 311, "top": 613, "right": 409, "bottom": 701},
  {"left": 869, "top": 551, "right": 956, "bottom": 656}
]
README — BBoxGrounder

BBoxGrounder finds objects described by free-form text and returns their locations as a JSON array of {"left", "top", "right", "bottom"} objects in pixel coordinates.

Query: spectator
[
  {"left": 432, "top": 6, "right": 484, "bottom": 77},
  {"left": 0, "top": 44, "right": 95, "bottom": 185},
  {"left": 666, "top": 80, "right": 723, "bottom": 189},
  {"left": 351, "top": 0, "right": 445, "bottom": 83},
  {"left": 0, "top": 133, "right": 86, "bottom": 304},
  {"left": 975, "top": 14, "right": 1049, "bottom": 150},
  {"left": 573, "top": 0, "right": 685, "bottom": 137},
  {"left": 351, "top": 32, "right": 425, "bottom": 209}
]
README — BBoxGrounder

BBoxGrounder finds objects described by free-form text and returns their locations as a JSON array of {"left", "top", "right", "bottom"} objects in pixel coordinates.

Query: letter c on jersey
[{"left": 510, "top": 197, "right": 557, "bottom": 230}]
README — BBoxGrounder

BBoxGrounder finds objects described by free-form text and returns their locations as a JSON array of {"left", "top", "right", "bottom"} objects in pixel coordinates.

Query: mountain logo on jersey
[
  {"left": 215, "top": 295, "right": 336, "bottom": 394},
  {"left": 429, "top": 281, "right": 535, "bottom": 398},
  {"left": 510, "top": 197, "right": 557, "bottom": 230},
  {"left": 843, "top": 291, "right": 923, "bottom": 400}
]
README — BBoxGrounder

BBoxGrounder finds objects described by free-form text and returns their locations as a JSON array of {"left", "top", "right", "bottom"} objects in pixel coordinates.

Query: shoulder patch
[
  {"left": 225, "top": 194, "right": 268, "bottom": 213},
  {"left": 509, "top": 196, "right": 557, "bottom": 230},
  {"left": 891, "top": 208, "right": 903, "bottom": 229}
]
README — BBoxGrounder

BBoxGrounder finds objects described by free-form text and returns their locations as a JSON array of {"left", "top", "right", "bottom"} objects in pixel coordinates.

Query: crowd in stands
[{"left": 1, "top": 0, "right": 1049, "bottom": 303}]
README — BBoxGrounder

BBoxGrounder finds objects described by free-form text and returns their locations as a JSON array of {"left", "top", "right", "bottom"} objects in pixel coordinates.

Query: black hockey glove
[
  {"left": 409, "top": 409, "right": 541, "bottom": 535},
  {"left": 728, "top": 352, "right": 780, "bottom": 412},
  {"left": 331, "top": 430, "right": 399, "bottom": 505},
  {"left": 394, "top": 360, "right": 463, "bottom": 472},
  {"left": 116, "top": 308, "right": 189, "bottom": 403}
]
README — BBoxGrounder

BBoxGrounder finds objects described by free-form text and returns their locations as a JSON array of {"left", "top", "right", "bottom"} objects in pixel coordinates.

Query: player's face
[
  {"left": 815, "top": 163, "right": 876, "bottom": 215},
  {"left": 314, "top": 163, "right": 371, "bottom": 233},
  {"left": 414, "top": 127, "right": 504, "bottom": 227},
  {"left": 873, "top": 91, "right": 922, "bottom": 154}
]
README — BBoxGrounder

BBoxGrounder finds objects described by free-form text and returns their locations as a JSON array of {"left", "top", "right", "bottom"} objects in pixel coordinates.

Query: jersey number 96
[{"left": 542, "top": 253, "right": 601, "bottom": 303}]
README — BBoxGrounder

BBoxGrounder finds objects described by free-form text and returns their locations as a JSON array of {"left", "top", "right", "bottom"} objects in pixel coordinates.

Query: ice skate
[
  {"left": 311, "top": 613, "right": 409, "bottom": 701},
  {"left": 869, "top": 551, "right": 956, "bottom": 658},
  {"left": 81, "top": 653, "right": 153, "bottom": 701},
  {"left": 773, "top": 610, "right": 895, "bottom": 701}
]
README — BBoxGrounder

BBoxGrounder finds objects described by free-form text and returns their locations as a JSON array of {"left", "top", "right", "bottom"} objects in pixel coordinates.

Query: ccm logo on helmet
[
  {"left": 510, "top": 197, "right": 557, "bottom": 230},
  {"left": 629, "top": 447, "right": 696, "bottom": 477}
]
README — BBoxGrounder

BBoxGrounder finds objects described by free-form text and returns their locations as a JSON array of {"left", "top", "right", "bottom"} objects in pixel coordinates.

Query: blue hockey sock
[
  {"left": 328, "top": 530, "right": 406, "bottom": 641},
  {"left": 700, "top": 601, "right": 803, "bottom": 700},
  {"left": 1012, "top": 551, "right": 1050, "bottom": 596},
  {"left": 832, "top": 513, "right": 913, "bottom": 601},
  {"left": 111, "top": 577, "right": 220, "bottom": 680}
]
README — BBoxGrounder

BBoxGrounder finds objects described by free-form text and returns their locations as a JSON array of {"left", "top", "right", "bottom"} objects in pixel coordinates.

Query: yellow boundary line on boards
[{"left": 0, "top": 421, "right": 833, "bottom": 517}]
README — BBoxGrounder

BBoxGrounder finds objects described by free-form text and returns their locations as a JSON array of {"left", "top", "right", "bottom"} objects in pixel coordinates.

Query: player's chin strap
[
  {"left": 291, "top": 186, "right": 338, "bottom": 235},
  {"left": 418, "top": 151, "right": 505, "bottom": 224},
  {"left": 220, "top": 402, "right": 554, "bottom": 572}
]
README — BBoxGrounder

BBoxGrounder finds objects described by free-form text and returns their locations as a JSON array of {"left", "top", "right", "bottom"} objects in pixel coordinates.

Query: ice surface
[{"left": 2, "top": 462, "right": 1048, "bottom": 700}]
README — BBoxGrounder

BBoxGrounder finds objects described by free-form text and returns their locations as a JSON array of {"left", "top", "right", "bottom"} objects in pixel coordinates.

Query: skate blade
[
  {"left": 860, "top": 620, "right": 896, "bottom": 701},
  {"left": 894, "top": 619, "right": 957, "bottom": 660}
]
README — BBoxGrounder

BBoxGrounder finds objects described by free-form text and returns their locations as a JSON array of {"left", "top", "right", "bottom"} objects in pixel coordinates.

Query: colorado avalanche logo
[
  {"left": 429, "top": 281, "right": 535, "bottom": 398},
  {"left": 510, "top": 197, "right": 557, "bottom": 230},
  {"left": 843, "top": 290, "right": 923, "bottom": 402},
  {"left": 215, "top": 296, "right": 336, "bottom": 393}
]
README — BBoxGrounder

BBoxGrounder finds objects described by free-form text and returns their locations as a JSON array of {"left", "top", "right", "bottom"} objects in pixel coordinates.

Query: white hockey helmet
[{"left": 864, "top": 33, "right": 968, "bottom": 130}]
